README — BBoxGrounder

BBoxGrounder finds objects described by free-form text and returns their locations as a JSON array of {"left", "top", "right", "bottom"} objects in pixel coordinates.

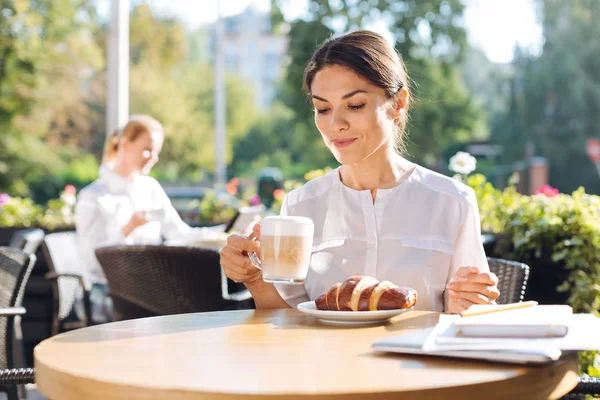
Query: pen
[{"left": 460, "top": 301, "right": 539, "bottom": 318}]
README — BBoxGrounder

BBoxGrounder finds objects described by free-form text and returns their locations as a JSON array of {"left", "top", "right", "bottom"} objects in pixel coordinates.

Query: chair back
[
  {"left": 95, "top": 245, "right": 252, "bottom": 320},
  {"left": 41, "top": 231, "right": 81, "bottom": 321},
  {"left": 0, "top": 247, "right": 36, "bottom": 370},
  {"left": 224, "top": 205, "right": 265, "bottom": 233},
  {"left": 487, "top": 257, "right": 530, "bottom": 304},
  {"left": 8, "top": 228, "right": 45, "bottom": 255}
]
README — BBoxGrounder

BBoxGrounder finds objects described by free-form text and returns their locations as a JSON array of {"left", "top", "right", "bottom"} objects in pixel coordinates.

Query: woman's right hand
[
  {"left": 220, "top": 224, "right": 263, "bottom": 285},
  {"left": 121, "top": 211, "right": 149, "bottom": 237}
]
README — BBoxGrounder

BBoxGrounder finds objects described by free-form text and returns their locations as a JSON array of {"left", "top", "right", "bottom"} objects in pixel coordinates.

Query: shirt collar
[{"left": 98, "top": 163, "right": 140, "bottom": 193}]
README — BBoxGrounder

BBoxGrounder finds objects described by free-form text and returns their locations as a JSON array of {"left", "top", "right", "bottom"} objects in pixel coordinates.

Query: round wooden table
[{"left": 34, "top": 309, "right": 578, "bottom": 400}]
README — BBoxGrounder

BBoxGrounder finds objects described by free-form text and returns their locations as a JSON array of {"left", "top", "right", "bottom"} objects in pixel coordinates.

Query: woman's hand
[
  {"left": 121, "top": 211, "right": 149, "bottom": 237},
  {"left": 446, "top": 266, "right": 500, "bottom": 314},
  {"left": 220, "top": 224, "right": 263, "bottom": 285}
]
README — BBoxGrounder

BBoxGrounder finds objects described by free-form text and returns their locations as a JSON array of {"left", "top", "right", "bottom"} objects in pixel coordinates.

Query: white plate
[{"left": 297, "top": 301, "right": 414, "bottom": 326}]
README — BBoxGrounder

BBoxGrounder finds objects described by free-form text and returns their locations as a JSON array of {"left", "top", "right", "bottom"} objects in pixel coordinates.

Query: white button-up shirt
[
  {"left": 75, "top": 167, "right": 207, "bottom": 284},
  {"left": 275, "top": 165, "right": 489, "bottom": 312}
]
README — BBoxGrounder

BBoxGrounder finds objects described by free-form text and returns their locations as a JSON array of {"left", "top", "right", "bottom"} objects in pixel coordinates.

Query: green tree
[
  {"left": 273, "top": 0, "right": 484, "bottom": 166},
  {"left": 494, "top": 0, "right": 600, "bottom": 193},
  {"left": 0, "top": 0, "right": 102, "bottom": 196}
]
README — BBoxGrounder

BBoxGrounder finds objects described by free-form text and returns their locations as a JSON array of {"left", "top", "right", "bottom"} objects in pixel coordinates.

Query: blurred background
[{"left": 2, "top": 0, "right": 599, "bottom": 209}]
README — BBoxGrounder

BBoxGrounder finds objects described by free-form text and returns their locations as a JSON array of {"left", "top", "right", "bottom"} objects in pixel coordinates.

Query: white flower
[
  {"left": 449, "top": 151, "right": 477, "bottom": 175},
  {"left": 60, "top": 193, "right": 76, "bottom": 207}
]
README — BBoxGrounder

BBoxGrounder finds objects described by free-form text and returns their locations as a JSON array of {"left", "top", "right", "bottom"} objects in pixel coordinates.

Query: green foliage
[
  {"left": 0, "top": 189, "right": 75, "bottom": 230},
  {"left": 468, "top": 174, "right": 600, "bottom": 377},
  {"left": 0, "top": 0, "right": 101, "bottom": 196},
  {"left": 270, "top": 0, "right": 486, "bottom": 167},
  {"left": 0, "top": 197, "right": 42, "bottom": 228},
  {"left": 494, "top": 0, "right": 600, "bottom": 194},
  {"left": 188, "top": 190, "right": 249, "bottom": 226}
]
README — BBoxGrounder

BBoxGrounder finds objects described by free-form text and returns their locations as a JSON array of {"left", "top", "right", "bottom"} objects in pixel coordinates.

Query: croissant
[{"left": 315, "top": 276, "right": 417, "bottom": 311}]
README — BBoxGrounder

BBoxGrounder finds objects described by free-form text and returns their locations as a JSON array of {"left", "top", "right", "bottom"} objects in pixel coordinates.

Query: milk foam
[{"left": 261, "top": 216, "right": 314, "bottom": 237}]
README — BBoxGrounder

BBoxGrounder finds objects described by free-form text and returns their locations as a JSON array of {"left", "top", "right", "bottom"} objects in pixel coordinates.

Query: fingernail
[
  {"left": 447, "top": 282, "right": 456, "bottom": 289},
  {"left": 448, "top": 289, "right": 456, "bottom": 296}
]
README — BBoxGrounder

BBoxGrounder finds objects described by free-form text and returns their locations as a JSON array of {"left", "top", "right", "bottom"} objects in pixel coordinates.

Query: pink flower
[
  {"left": 250, "top": 194, "right": 261, "bottom": 206},
  {"left": 0, "top": 193, "right": 10, "bottom": 206},
  {"left": 535, "top": 185, "right": 559, "bottom": 198},
  {"left": 226, "top": 183, "right": 238, "bottom": 195},
  {"left": 64, "top": 185, "right": 77, "bottom": 195},
  {"left": 229, "top": 177, "right": 240, "bottom": 186},
  {"left": 273, "top": 189, "right": 285, "bottom": 201}
]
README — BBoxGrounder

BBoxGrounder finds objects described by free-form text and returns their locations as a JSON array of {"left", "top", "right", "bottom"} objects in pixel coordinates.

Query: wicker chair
[
  {"left": 487, "top": 257, "right": 600, "bottom": 397},
  {"left": 487, "top": 257, "right": 530, "bottom": 304},
  {"left": 0, "top": 247, "right": 36, "bottom": 400},
  {"left": 8, "top": 229, "right": 45, "bottom": 256},
  {"left": 94, "top": 245, "right": 254, "bottom": 321},
  {"left": 41, "top": 231, "right": 91, "bottom": 335}
]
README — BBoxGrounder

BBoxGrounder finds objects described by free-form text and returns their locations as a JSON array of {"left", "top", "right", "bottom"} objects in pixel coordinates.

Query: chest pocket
[
  {"left": 390, "top": 237, "right": 454, "bottom": 271},
  {"left": 400, "top": 237, "right": 454, "bottom": 255},
  {"left": 309, "top": 238, "right": 347, "bottom": 276}
]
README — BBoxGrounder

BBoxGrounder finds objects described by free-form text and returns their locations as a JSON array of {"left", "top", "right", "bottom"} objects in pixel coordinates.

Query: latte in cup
[{"left": 248, "top": 216, "right": 314, "bottom": 284}]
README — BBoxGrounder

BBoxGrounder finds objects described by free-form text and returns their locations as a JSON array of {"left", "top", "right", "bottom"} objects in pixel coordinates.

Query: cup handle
[{"left": 247, "top": 232, "right": 262, "bottom": 270}]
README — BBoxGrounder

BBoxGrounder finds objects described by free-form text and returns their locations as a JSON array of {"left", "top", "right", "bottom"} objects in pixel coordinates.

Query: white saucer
[{"left": 297, "top": 301, "right": 414, "bottom": 326}]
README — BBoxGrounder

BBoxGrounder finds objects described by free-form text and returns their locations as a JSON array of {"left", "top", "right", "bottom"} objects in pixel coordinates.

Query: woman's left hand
[{"left": 446, "top": 266, "right": 500, "bottom": 314}]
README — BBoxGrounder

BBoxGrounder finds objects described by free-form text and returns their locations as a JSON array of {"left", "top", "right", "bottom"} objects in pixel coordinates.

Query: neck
[
  {"left": 340, "top": 143, "right": 413, "bottom": 192},
  {"left": 112, "top": 162, "right": 138, "bottom": 181}
]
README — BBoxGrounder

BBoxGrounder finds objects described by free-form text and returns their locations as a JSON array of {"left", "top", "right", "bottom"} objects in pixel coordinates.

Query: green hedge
[{"left": 468, "top": 174, "right": 600, "bottom": 377}]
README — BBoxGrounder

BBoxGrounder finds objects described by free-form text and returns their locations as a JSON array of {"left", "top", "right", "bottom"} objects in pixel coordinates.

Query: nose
[{"left": 330, "top": 108, "right": 349, "bottom": 132}]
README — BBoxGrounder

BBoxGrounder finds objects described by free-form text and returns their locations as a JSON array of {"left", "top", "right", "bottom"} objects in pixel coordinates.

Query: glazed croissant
[{"left": 315, "top": 276, "right": 417, "bottom": 311}]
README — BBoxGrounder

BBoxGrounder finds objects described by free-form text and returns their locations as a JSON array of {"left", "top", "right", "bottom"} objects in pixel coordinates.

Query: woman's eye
[
  {"left": 348, "top": 104, "right": 365, "bottom": 111},
  {"left": 316, "top": 108, "right": 331, "bottom": 114}
]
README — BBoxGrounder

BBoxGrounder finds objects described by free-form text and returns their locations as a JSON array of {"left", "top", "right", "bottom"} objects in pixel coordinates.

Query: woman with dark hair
[{"left": 220, "top": 30, "right": 499, "bottom": 313}]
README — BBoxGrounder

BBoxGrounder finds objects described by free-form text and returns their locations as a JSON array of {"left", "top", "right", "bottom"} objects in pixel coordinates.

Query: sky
[{"left": 104, "top": 0, "right": 544, "bottom": 63}]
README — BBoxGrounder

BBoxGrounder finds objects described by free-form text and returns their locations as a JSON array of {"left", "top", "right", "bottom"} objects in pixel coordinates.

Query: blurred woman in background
[{"left": 76, "top": 115, "right": 204, "bottom": 322}]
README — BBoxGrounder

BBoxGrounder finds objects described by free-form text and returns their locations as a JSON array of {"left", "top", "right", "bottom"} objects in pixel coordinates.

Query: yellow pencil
[{"left": 460, "top": 301, "right": 539, "bottom": 318}]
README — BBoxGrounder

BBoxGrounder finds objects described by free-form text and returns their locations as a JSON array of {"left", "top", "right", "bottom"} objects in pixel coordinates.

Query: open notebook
[
  {"left": 453, "top": 304, "right": 573, "bottom": 338},
  {"left": 372, "top": 327, "right": 563, "bottom": 365},
  {"left": 372, "top": 308, "right": 600, "bottom": 365}
]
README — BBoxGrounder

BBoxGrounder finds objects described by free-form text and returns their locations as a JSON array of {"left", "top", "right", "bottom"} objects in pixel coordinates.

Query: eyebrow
[{"left": 311, "top": 90, "right": 368, "bottom": 103}]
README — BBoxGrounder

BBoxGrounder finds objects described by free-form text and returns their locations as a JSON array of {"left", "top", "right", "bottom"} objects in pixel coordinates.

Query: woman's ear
[
  {"left": 117, "top": 136, "right": 129, "bottom": 152},
  {"left": 391, "top": 88, "right": 409, "bottom": 121}
]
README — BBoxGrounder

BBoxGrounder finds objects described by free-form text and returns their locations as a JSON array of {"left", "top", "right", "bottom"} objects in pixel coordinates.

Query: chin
[{"left": 331, "top": 149, "right": 364, "bottom": 166}]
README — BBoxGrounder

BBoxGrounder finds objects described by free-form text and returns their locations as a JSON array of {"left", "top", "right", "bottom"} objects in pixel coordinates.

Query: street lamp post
[
  {"left": 214, "top": 1, "right": 227, "bottom": 187},
  {"left": 106, "top": 0, "right": 130, "bottom": 140}
]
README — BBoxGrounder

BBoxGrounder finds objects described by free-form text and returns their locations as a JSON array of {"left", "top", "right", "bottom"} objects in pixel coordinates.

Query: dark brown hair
[
  {"left": 102, "top": 114, "right": 165, "bottom": 164},
  {"left": 303, "top": 30, "right": 410, "bottom": 152}
]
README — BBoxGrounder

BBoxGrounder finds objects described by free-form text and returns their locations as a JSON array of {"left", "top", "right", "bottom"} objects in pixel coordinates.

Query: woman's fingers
[
  {"left": 226, "top": 234, "right": 260, "bottom": 253},
  {"left": 448, "top": 289, "right": 490, "bottom": 305}
]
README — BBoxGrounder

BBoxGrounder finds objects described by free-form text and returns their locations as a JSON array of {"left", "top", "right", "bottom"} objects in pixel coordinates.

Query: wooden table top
[{"left": 34, "top": 309, "right": 578, "bottom": 400}]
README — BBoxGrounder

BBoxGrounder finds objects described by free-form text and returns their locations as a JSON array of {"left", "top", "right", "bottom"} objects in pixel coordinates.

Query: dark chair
[
  {"left": 487, "top": 258, "right": 600, "bottom": 397},
  {"left": 487, "top": 257, "right": 530, "bottom": 304},
  {"left": 560, "top": 375, "right": 600, "bottom": 398},
  {"left": 224, "top": 205, "right": 266, "bottom": 233},
  {"left": 94, "top": 245, "right": 254, "bottom": 321},
  {"left": 41, "top": 231, "right": 91, "bottom": 335},
  {"left": 0, "top": 247, "right": 36, "bottom": 400},
  {"left": 8, "top": 229, "right": 45, "bottom": 256}
]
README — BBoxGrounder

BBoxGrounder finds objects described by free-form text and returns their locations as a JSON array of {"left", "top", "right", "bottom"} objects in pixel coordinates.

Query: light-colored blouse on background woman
[
  {"left": 75, "top": 166, "right": 215, "bottom": 285},
  {"left": 275, "top": 165, "right": 489, "bottom": 312}
]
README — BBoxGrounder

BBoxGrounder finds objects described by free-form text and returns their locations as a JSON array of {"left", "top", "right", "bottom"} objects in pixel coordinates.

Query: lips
[{"left": 332, "top": 138, "right": 357, "bottom": 148}]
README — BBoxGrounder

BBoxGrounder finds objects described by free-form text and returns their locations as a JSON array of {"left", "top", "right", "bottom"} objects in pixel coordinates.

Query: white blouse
[
  {"left": 275, "top": 165, "right": 489, "bottom": 312},
  {"left": 75, "top": 166, "right": 213, "bottom": 285}
]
